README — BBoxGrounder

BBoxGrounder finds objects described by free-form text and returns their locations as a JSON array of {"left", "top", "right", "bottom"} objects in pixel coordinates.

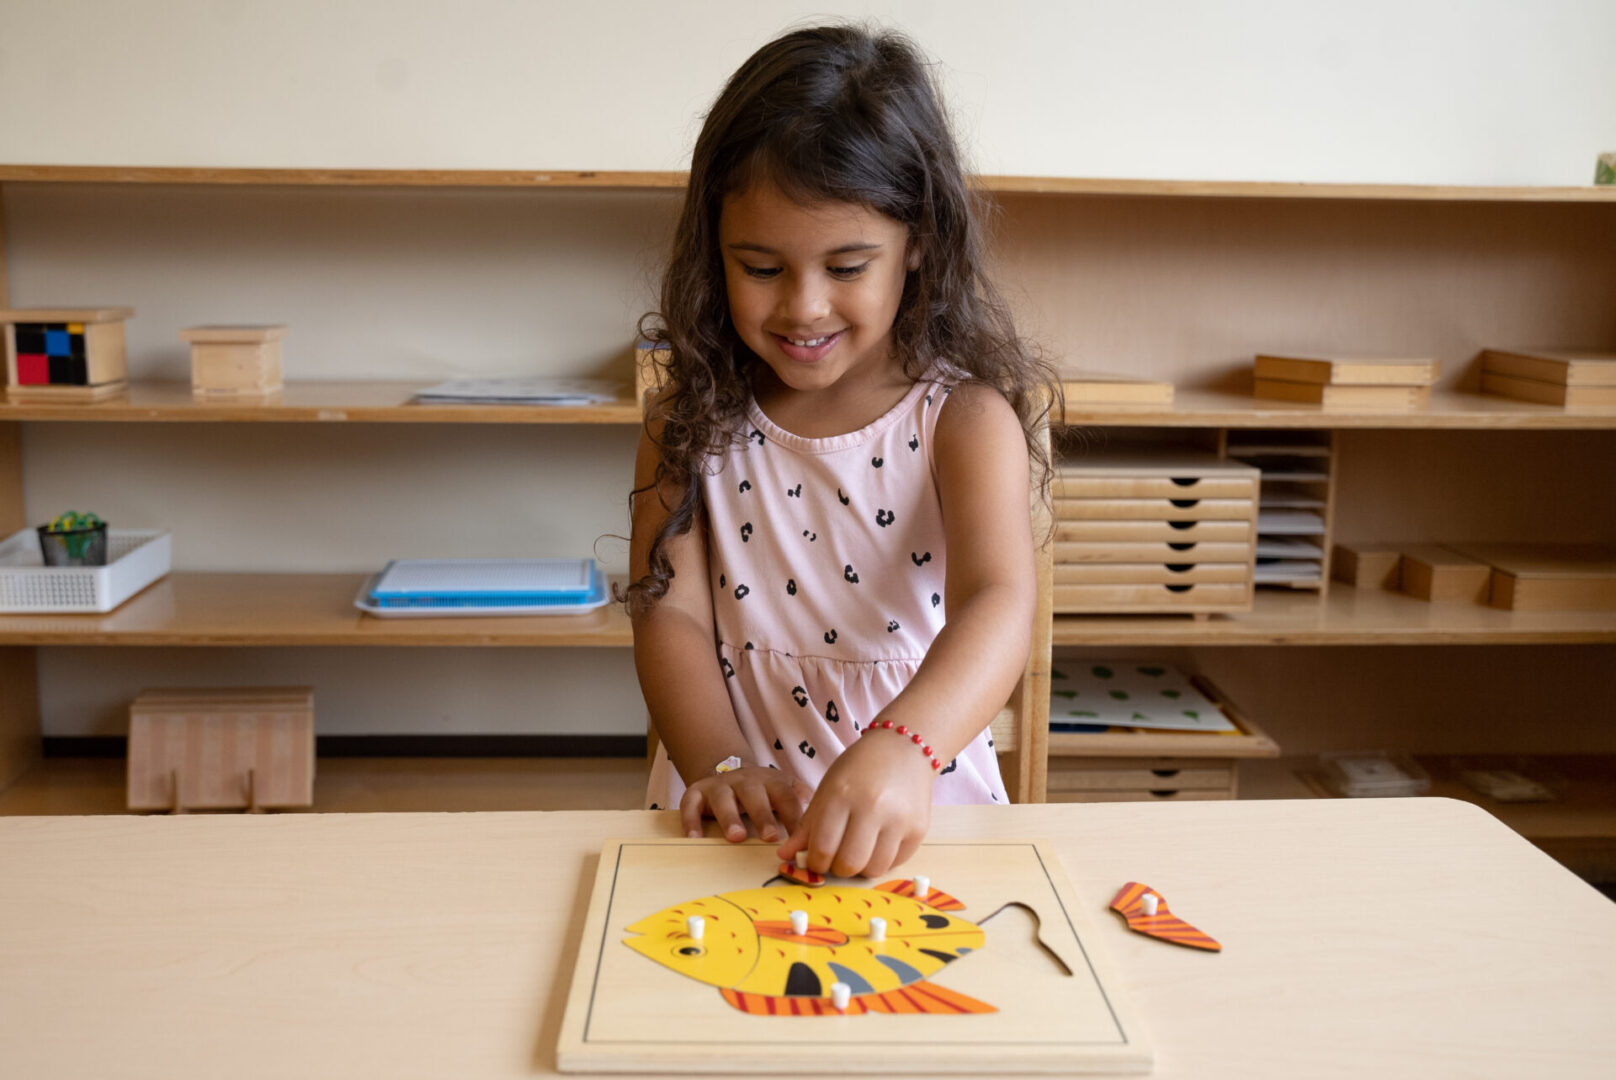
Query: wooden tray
[
  {"left": 1054, "top": 497, "right": 1255, "bottom": 522},
  {"left": 1053, "top": 563, "right": 1249, "bottom": 585},
  {"left": 1056, "top": 519, "right": 1253, "bottom": 543},
  {"left": 1055, "top": 540, "right": 1253, "bottom": 564},
  {"left": 556, "top": 839, "right": 1152, "bottom": 1074}
]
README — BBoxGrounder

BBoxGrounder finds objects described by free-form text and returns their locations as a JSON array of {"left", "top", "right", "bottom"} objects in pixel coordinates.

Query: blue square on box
[{"left": 44, "top": 329, "right": 71, "bottom": 355}]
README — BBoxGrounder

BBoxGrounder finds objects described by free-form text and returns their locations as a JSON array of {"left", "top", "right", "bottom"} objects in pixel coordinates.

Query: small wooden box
[
  {"left": 1397, "top": 545, "right": 1492, "bottom": 603},
  {"left": 182, "top": 325, "right": 286, "bottom": 398},
  {"left": 1447, "top": 543, "right": 1616, "bottom": 611},
  {"left": 127, "top": 686, "right": 314, "bottom": 811},
  {"left": 1332, "top": 542, "right": 1404, "bottom": 589},
  {"left": 1, "top": 307, "right": 132, "bottom": 402}
]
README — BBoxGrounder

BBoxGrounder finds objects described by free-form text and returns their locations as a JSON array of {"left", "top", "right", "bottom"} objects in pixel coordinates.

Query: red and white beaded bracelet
[{"left": 862, "top": 719, "right": 942, "bottom": 770}]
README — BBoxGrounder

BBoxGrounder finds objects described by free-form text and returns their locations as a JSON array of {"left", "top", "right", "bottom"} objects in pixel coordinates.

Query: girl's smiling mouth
[{"left": 773, "top": 330, "right": 844, "bottom": 362}]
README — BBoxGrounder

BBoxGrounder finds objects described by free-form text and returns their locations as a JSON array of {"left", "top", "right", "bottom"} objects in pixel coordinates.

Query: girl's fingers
[
  {"left": 678, "top": 785, "right": 709, "bottom": 838},
  {"left": 803, "top": 801, "right": 850, "bottom": 876},
  {"left": 892, "top": 831, "right": 924, "bottom": 872},
  {"left": 862, "top": 831, "right": 904, "bottom": 879},
  {"left": 705, "top": 784, "right": 747, "bottom": 842},
  {"left": 829, "top": 816, "right": 879, "bottom": 879},
  {"left": 734, "top": 782, "right": 781, "bottom": 843}
]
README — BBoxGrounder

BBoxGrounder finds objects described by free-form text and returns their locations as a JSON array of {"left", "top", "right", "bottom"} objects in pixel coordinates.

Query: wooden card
[{"left": 557, "top": 838, "right": 1152, "bottom": 1074}]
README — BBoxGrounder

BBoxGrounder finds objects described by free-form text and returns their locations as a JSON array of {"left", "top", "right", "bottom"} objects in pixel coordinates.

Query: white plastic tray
[{"left": 0, "top": 528, "right": 172, "bottom": 613}]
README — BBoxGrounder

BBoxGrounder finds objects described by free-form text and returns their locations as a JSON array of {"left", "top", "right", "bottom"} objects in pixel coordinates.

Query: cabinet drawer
[
  {"left": 1053, "top": 582, "right": 1249, "bottom": 609},
  {"left": 1047, "top": 760, "right": 1235, "bottom": 792},
  {"left": 1056, "top": 519, "right": 1253, "bottom": 543},
  {"left": 1053, "top": 562, "right": 1249, "bottom": 585},
  {"left": 1047, "top": 787, "right": 1237, "bottom": 803},
  {"left": 1056, "top": 540, "right": 1252, "bottom": 564},
  {"left": 1052, "top": 475, "right": 1257, "bottom": 499},
  {"left": 1055, "top": 497, "right": 1254, "bottom": 522}
]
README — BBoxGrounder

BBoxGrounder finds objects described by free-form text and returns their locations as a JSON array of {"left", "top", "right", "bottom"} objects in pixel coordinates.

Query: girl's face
[{"left": 719, "top": 180, "right": 914, "bottom": 398}]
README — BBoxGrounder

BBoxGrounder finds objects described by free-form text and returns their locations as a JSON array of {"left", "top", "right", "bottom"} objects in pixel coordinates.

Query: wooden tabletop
[{"left": 0, "top": 800, "right": 1611, "bottom": 1078}]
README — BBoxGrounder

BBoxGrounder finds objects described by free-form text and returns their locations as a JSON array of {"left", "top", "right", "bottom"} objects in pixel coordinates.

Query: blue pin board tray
[{"left": 355, "top": 558, "right": 609, "bottom": 617}]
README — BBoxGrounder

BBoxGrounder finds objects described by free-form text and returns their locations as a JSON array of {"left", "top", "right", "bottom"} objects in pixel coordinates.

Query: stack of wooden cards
[
  {"left": 1252, "top": 353, "right": 1436, "bottom": 408},
  {"left": 1059, "top": 370, "right": 1174, "bottom": 408},
  {"left": 1479, "top": 348, "right": 1616, "bottom": 408}
]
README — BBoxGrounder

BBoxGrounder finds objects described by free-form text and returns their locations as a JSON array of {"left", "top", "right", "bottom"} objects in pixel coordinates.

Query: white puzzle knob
[
  {"left": 686, "top": 915, "right": 704, "bottom": 940},
  {"left": 1141, "top": 893, "right": 1159, "bottom": 917},
  {"left": 790, "top": 909, "right": 809, "bottom": 936},
  {"left": 831, "top": 982, "right": 851, "bottom": 1011},
  {"left": 868, "top": 916, "right": 886, "bottom": 942},
  {"left": 913, "top": 875, "right": 930, "bottom": 900}
]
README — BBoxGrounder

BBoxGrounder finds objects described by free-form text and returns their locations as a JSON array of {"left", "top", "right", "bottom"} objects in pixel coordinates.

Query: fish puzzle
[{"left": 557, "top": 839, "right": 1152, "bottom": 1074}]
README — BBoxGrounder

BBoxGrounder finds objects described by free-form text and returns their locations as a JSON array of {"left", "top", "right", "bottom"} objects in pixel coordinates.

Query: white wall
[{"left": 1, "top": 0, "right": 1613, "bottom": 185}]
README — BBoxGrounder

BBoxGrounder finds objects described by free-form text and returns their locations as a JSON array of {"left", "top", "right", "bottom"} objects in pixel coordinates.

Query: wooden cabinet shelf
[
  {"left": 0, "top": 573, "right": 633, "bottom": 647},
  {"left": 3, "top": 381, "right": 1612, "bottom": 429},
  {"left": 1059, "top": 388, "right": 1616, "bottom": 430},
  {"left": 1053, "top": 584, "right": 1616, "bottom": 646},
  {"left": 4, "top": 164, "right": 1615, "bottom": 203},
  {"left": 0, "top": 381, "right": 643, "bottom": 424}
]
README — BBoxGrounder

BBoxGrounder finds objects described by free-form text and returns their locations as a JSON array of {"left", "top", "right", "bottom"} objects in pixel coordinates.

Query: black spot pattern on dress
[
  {"left": 791, "top": 686, "right": 809, "bottom": 707},
  {"left": 876, "top": 509, "right": 895, "bottom": 527},
  {"left": 940, "top": 758, "right": 958, "bottom": 776},
  {"left": 802, "top": 530, "right": 817, "bottom": 541},
  {"left": 825, "top": 701, "right": 839, "bottom": 723},
  {"left": 886, "top": 619, "right": 900, "bottom": 632},
  {"left": 786, "top": 483, "right": 802, "bottom": 498},
  {"left": 744, "top": 641, "right": 754, "bottom": 650},
  {"left": 909, "top": 435, "right": 919, "bottom": 451},
  {"left": 773, "top": 739, "right": 783, "bottom": 750},
  {"left": 734, "top": 584, "right": 749, "bottom": 599},
  {"left": 649, "top": 803, "right": 660, "bottom": 810},
  {"left": 740, "top": 522, "right": 752, "bottom": 543},
  {"left": 786, "top": 579, "right": 797, "bottom": 596},
  {"left": 824, "top": 629, "right": 838, "bottom": 644},
  {"left": 719, "top": 658, "right": 735, "bottom": 678},
  {"left": 798, "top": 740, "right": 816, "bottom": 759},
  {"left": 750, "top": 429, "right": 766, "bottom": 446},
  {"left": 912, "top": 551, "right": 931, "bottom": 566},
  {"left": 837, "top": 488, "right": 850, "bottom": 506},
  {"left": 843, "top": 565, "right": 859, "bottom": 584},
  {"left": 738, "top": 479, "right": 751, "bottom": 493},
  {"left": 719, "top": 573, "right": 725, "bottom": 587},
  {"left": 871, "top": 456, "right": 883, "bottom": 468},
  {"left": 931, "top": 592, "right": 941, "bottom": 607}
]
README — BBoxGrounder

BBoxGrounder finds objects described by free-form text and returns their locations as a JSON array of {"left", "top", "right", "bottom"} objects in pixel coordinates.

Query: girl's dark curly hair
[{"left": 623, "top": 23, "right": 1059, "bottom": 616}]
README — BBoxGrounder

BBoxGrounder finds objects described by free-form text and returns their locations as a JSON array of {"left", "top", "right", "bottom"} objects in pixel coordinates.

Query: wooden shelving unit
[
  {"left": 0, "top": 572, "right": 633, "bottom": 647},
  {"left": 0, "top": 381, "right": 643, "bottom": 424},
  {"left": 1, "top": 166, "right": 1613, "bottom": 830}
]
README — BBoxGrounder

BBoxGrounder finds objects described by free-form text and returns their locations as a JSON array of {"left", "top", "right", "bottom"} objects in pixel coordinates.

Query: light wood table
[{"left": 1, "top": 799, "right": 1611, "bottom": 1078}]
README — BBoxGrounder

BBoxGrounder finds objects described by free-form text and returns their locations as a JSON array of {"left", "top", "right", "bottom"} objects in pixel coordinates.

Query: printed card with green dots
[{"left": 1049, "top": 661, "right": 1235, "bottom": 733}]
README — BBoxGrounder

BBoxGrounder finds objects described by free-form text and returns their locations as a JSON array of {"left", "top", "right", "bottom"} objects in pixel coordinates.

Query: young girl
[{"left": 625, "top": 24, "right": 1056, "bottom": 879}]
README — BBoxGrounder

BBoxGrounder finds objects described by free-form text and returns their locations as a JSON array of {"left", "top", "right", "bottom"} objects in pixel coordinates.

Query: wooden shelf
[
  {"left": 4, "top": 165, "right": 1615, "bottom": 203},
  {"left": 1241, "top": 755, "right": 1616, "bottom": 850},
  {"left": 3, "top": 382, "right": 1613, "bottom": 430},
  {"left": 1053, "top": 583, "right": 1616, "bottom": 645},
  {"left": 0, "top": 573, "right": 633, "bottom": 646},
  {"left": 0, "top": 755, "right": 649, "bottom": 815},
  {"left": 1058, "top": 387, "right": 1616, "bottom": 430},
  {"left": 0, "top": 381, "right": 643, "bottom": 424},
  {"left": 2, "top": 574, "right": 1607, "bottom": 648}
]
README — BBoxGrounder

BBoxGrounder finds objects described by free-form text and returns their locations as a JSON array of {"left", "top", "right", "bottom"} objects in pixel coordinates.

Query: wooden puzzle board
[{"left": 557, "top": 839, "right": 1151, "bottom": 1074}]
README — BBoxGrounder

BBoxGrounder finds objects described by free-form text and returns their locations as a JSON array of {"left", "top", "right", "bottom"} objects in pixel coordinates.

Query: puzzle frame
[{"left": 557, "top": 838, "right": 1152, "bottom": 1074}]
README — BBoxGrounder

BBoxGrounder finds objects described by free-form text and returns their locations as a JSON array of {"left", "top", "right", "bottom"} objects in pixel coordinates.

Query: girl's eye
[
  {"left": 741, "top": 265, "right": 781, "bottom": 280},
  {"left": 828, "top": 264, "right": 869, "bottom": 279}
]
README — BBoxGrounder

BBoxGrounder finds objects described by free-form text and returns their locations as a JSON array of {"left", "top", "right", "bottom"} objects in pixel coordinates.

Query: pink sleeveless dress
[{"left": 645, "top": 378, "right": 1008, "bottom": 809}]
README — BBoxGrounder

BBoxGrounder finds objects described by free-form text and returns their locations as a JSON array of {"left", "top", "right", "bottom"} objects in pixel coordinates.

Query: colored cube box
[
  {"left": 181, "top": 324, "right": 286, "bottom": 398},
  {"left": 1, "top": 307, "right": 132, "bottom": 402}
]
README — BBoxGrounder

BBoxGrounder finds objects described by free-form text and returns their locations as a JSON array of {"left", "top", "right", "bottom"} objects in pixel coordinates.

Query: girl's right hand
[{"left": 680, "top": 766, "right": 812, "bottom": 844}]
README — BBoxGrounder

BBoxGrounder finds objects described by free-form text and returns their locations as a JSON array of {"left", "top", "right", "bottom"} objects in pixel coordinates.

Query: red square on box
[{"left": 16, "top": 353, "right": 49, "bottom": 385}]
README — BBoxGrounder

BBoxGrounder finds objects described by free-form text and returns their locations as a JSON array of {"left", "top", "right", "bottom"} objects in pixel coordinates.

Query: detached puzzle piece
[{"left": 1109, "top": 881, "right": 1221, "bottom": 952}]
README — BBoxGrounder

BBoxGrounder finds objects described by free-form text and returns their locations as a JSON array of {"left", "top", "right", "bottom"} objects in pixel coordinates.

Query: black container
[{"left": 37, "top": 523, "right": 108, "bottom": 566}]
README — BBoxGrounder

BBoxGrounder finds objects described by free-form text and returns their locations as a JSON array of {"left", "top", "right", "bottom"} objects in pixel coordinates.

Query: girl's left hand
[{"left": 776, "top": 731, "right": 935, "bottom": 878}]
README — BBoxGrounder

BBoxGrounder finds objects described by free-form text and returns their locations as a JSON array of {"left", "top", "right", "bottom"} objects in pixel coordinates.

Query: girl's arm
[
  {"left": 629, "top": 424, "right": 810, "bottom": 843},
  {"left": 778, "top": 382, "right": 1035, "bottom": 876}
]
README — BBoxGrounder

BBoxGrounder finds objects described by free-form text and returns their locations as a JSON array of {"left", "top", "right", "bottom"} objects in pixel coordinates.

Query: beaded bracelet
[{"left": 862, "top": 719, "right": 942, "bottom": 770}]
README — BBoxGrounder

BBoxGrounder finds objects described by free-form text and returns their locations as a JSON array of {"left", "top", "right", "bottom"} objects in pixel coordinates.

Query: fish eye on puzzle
[{"left": 676, "top": 944, "right": 704, "bottom": 957}]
